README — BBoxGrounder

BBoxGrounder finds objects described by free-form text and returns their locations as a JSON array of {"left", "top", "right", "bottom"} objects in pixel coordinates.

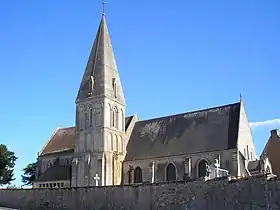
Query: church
[{"left": 33, "top": 13, "right": 267, "bottom": 188}]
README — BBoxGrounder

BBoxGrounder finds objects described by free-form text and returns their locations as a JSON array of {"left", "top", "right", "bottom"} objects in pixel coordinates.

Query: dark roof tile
[
  {"left": 40, "top": 127, "right": 76, "bottom": 156},
  {"left": 35, "top": 165, "right": 71, "bottom": 182},
  {"left": 124, "top": 102, "right": 240, "bottom": 161},
  {"left": 248, "top": 160, "right": 261, "bottom": 172}
]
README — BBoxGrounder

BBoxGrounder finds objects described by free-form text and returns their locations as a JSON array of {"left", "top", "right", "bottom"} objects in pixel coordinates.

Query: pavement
[{"left": 0, "top": 207, "right": 17, "bottom": 210}]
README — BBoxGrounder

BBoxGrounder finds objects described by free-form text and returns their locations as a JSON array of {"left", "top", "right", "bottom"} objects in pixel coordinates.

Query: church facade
[{"left": 33, "top": 14, "right": 260, "bottom": 188}]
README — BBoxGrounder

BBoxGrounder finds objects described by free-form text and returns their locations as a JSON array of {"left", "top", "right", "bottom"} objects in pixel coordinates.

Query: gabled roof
[
  {"left": 40, "top": 116, "right": 134, "bottom": 156},
  {"left": 40, "top": 127, "right": 76, "bottom": 156},
  {"left": 124, "top": 102, "right": 241, "bottom": 161},
  {"left": 247, "top": 160, "right": 261, "bottom": 172},
  {"left": 261, "top": 129, "right": 280, "bottom": 176},
  {"left": 125, "top": 115, "right": 134, "bottom": 130}
]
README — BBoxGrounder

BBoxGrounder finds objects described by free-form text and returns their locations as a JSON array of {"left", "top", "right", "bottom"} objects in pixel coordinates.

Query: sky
[{"left": 0, "top": 0, "right": 279, "bottom": 186}]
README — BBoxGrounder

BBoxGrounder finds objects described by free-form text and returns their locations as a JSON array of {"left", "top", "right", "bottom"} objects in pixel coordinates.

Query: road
[{"left": 0, "top": 207, "right": 17, "bottom": 210}]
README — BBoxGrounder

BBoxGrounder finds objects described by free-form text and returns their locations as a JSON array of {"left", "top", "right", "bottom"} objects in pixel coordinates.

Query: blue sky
[{"left": 0, "top": 1, "right": 279, "bottom": 186}]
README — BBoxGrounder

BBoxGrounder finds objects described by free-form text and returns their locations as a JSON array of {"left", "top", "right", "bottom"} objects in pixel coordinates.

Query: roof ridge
[
  {"left": 137, "top": 101, "right": 240, "bottom": 123},
  {"left": 39, "top": 127, "right": 61, "bottom": 156},
  {"left": 59, "top": 126, "right": 75, "bottom": 130}
]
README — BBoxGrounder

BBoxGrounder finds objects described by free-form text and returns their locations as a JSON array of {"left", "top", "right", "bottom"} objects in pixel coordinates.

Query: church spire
[{"left": 76, "top": 13, "right": 125, "bottom": 104}]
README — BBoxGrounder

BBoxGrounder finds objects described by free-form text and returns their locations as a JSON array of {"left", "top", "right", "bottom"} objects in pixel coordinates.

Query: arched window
[
  {"left": 134, "top": 167, "right": 142, "bottom": 183},
  {"left": 198, "top": 160, "right": 208, "bottom": 177},
  {"left": 112, "top": 110, "right": 115, "bottom": 127},
  {"left": 112, "top": 107, "right": 118, "bottom": 128},
  {"left": 166, "top": 163, "right": 176, "bottom": 181}
]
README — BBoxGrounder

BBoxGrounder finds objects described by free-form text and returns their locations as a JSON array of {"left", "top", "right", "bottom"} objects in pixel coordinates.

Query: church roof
[
  {"left": 261, "top": 129, "right": 280, "bottom": 176},
  {"left": 124, "top": 102, "right": 241, "bottom": 161},
  {"left": 35, "top": 165, "right": 71, "bottom": 182},
  {"left": 39, "top": 116, "right": 134, "bottom": 156},
  {"left": 40, "top": 127, "right": 76, "bottom": 156},
  {"left": 76, "top": 14, "right": 125, "bottom": 103},
  {"left": 247, "top": 160, "right": 261, "bottom": 172}
]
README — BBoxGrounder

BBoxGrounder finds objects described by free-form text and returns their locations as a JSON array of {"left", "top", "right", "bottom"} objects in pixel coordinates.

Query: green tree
[
  {"left": 0, "top": 144, "right": 17, "bottom": 186},
  {"left": 21, "top": 162, "right": 37, "bottom": 185}
]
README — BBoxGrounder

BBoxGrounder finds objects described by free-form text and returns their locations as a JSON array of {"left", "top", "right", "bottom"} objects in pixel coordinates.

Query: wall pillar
[
  {"left": 184, "top": 158, "right": 191, "bottom": 177},
  {"left": 129, "top": 165, "right": 134, "bottom": 184},
  {"left": 149, "top": 161, "right": 155, "bottom": 183},
  {"left": 71, "top": 157, "right": 78, "bottom": 187}
]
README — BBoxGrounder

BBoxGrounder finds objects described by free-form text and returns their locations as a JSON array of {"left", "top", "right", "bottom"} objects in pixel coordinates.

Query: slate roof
[
  {"left": 125, "top": 116, "right": 133, "bottom": 129},
  {"left": 35, "top": 165, "right": 71, "bottom": 182},
  {"left": 124, "top": 102, "right": 241, "bottom": 161},
  {"left": 247, "top": 160, "right": 261, "bottom": 172},
  {"left": 40, "top": 127, "right": 76, "bottom": 156}
]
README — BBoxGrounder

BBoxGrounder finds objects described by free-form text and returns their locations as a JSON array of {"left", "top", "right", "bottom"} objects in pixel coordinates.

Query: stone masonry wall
[
  {"left": 1, "top": 176, "right": 280, "bottom": 210},
  {"left": 123, "top": 149, "right": 236, "bottom": 184}
]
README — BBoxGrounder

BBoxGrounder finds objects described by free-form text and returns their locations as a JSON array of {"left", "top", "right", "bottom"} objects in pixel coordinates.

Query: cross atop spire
[{"left": 102, "top": 1, "right": 106, "bottom": 16}]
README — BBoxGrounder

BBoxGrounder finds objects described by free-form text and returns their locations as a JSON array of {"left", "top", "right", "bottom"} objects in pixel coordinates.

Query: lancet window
[
  {"left": 166, "top": 163, "right": 176, "bottom": 181},
  {"left": 134, "top": 167, "right": 142, "bottom": 183}
]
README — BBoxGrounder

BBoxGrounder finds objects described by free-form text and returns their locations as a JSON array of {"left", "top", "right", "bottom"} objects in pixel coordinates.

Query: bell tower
[{"left": 72, "top": 13, "right": 126, "bottom": 187}]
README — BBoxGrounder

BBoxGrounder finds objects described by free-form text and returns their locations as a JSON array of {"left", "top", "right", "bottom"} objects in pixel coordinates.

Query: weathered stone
[{"left": 0, "top": 176, "right": 280, "bottom": 210}]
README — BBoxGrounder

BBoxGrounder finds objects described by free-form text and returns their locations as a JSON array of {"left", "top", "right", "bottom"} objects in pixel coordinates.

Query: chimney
[{"left": 270, "top": 129, "right": 280, "bottom": 138}]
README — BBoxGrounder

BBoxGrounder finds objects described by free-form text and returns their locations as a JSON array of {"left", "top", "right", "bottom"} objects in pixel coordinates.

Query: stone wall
[
  {"left": 123, "top": 149, "right": 236, "bottom": 184},
  {"left": 1, "top": 176, "right": 280, "bottom": 210}
]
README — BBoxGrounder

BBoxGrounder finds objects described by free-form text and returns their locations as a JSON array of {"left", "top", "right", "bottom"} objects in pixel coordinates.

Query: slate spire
[{"left": 76, "top": 14, "right": 125, "bottom": 104}]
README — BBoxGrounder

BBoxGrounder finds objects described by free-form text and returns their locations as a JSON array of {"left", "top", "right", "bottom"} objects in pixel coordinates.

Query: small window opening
[
  {"left": 246, "top": 145, "right": 249, "bottom": 160},
  {"left": 88, "top": 76, "right": 94, "bottom": 96},
  {"left": 112, "top": 108, "right": 118, "bottom": 128},
  {"left": 112, "top": 78, "right": 117, "bottom": 97}
]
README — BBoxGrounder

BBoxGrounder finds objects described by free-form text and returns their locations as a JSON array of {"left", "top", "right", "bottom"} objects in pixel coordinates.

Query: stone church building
[{"left": 33, "top": 14, "right": 263, "bottom": 188}]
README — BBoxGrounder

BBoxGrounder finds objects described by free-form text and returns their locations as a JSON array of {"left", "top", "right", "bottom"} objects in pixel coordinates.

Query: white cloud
[{"left": 249, "top": 118, "right": 280, "bottom": 129}]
